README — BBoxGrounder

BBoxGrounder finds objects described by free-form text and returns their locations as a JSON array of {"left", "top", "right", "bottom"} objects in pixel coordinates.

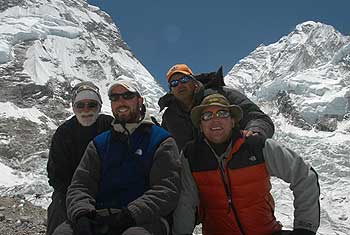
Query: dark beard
[{"left": 114, "top": 103, "right": 141, "bottom": 123}]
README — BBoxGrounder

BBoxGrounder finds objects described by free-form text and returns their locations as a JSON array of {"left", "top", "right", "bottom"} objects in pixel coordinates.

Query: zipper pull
[{"left": 227, "top": 198, "right": 232, "bottom": 213}]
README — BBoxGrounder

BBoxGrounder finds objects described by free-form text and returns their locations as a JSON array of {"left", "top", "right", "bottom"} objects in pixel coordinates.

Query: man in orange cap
[{"left": 158, "top": 64, "right": 275, "bottom": 151}]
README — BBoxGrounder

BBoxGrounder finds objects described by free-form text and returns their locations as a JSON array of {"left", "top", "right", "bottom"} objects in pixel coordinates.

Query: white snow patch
[
  {"left": 0, "top": 162, "right": 28, "bottom": 187},
  {"left": 0, "top": 102, "right": 56, "bottom": 129}
]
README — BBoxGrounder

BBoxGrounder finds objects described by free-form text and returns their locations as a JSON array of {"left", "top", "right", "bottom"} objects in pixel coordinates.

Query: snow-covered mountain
[
  {"left": 225, "top": 21, "right": 350, "bottom": 235},
  {"left": 226, "top": 21, "right": 350, "bottom": 130},
  {"left": 0, "top": 0, "right": 164, "bottom": 203},
  {"left": 0, "top": 1, "right": 349, "bottom": 234}
]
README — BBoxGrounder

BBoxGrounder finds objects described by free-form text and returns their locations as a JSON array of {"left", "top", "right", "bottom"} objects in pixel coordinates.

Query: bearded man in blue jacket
[{"left": 53, "top": 80, "right": 181, "bottom": 235}]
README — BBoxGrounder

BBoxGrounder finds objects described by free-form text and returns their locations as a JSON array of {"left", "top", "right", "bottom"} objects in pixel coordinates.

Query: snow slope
[
  {"left": 0, "top": 2, "right": 349, "bottom": 234},
  {"left": 225, "top": 21, "right": 350, "bottom": 235}
]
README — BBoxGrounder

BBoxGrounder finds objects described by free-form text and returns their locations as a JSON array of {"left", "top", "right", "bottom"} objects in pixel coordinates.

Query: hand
[
  {"left": 291, "top": 229, "right": 316, "bottom": 235},
  {"left": 242, "top": 130, "right": 259, "bottom": 137},
  {"left": 95, "top": 208, "right": 135, "bottom": 234},
  {"left": 243, "top": 131, "right": 266, "bottom": 149},
  {"left": 74, "top": 216, "right": 94, "bottom": 235}
]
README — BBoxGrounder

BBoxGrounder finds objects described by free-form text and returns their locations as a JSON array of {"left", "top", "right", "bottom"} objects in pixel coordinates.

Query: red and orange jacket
[{"left": 172, "top": 132, "right": 320, "bottom": 235}]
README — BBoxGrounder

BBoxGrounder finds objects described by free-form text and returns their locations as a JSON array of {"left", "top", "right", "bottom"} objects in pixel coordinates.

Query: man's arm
[
  {"left": 263, "top": 139, "right": 320, "bottom": 233},
  {"left": 222, "top": 87, "right": 275, "bottom": 138},
  {"left": 66, "top": 141, "right": 101, "bottom": 222},
  {"left": 172, "top": 152, "right": 199, "bottom": 235},
  {"left": 127, "top": 137, "right": 182, "bottom": 224}
]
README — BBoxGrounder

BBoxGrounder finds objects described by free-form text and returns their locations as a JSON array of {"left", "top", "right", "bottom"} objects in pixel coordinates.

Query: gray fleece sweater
[{"left": 66, "top": 116, "right": 181, "bottom": 226}]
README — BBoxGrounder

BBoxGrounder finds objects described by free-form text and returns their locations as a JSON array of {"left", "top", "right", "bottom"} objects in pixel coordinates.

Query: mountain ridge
[
  {"left": 225, "top": 21, "right": 350, "bottom": 128},
  {"left": 0, "top": 0, "right": 165, "bottom": 199},
  {"left": 0, "top": 1, "right": 349, "bottom": 234}
]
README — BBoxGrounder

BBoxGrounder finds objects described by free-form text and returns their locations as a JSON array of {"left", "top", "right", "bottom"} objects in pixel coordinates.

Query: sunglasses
[
  {"left": 74, "top": 101, "right": 99, "bottom": 109},
  {"left": 169, "top": 76, "right": 193, "bottom": 88},
  {"left": 201, "top": 109, "right": 231, "bottom": 121},
  {"left": 109, "top": 91, "right": 138, "bottom": 102}
]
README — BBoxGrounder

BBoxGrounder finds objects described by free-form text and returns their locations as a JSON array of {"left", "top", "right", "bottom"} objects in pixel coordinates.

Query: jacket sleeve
[
  {"left": 66, "top": 141, "right": 101, "bottom": 222},
  {"left": 47, "top": 127, "right": 73, "bottom": 193},
  {"left": 172, "top": 151, "right": 199, "bottom": 235},
  {"left": 223, "top": 87, "right": 275, "bottom": 138},
  {"left": 263, "top": 139, "right": 320, "bottom": 233},
  {"left": 127, "top": 137, "right": 182, "bottom": 224}
]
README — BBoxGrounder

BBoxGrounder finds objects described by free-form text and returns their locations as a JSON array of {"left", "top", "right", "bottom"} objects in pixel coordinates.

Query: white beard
[{"left": 76, "top": 111, "right": 99, "bottom": 127}]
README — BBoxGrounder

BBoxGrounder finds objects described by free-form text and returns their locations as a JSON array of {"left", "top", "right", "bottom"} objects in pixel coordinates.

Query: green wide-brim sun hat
[{"left": 191, "top": 93, "right": 243, "bottom": 127}]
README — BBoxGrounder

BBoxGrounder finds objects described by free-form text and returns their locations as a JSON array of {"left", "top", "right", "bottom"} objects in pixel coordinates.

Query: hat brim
[
  {"left": 108, "top": 82, "right": 140, "bottom": 96},
  {"left": 167, "top": 71, "right": 192, "bottom": 81},
  {"left": 73, "top": 90, "right": 102, "bottom": 105},
  {"left": 191, "top": 103, "right": 243, "bottom": 127}
]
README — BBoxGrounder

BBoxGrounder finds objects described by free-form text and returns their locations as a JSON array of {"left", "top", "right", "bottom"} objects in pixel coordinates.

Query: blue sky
[{"left": 87, "top": 0, "right": 350, "bottom": 89}]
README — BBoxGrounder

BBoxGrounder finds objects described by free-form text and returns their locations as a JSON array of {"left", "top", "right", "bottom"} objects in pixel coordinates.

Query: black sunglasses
[
  {"left": 74, "top": 101, "right": 99, "bottom": 109},
  {"left": 109, "top": 91, "right": 138, "bottom": 102},
  {"left": 201, "top": 109, "right": 231, "bottom": 121},
  {"left": 169, "top": 76, "right": 193, "bottom": 88}
]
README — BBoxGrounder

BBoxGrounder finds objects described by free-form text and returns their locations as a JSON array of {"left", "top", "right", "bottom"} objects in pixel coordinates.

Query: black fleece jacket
[
  {"left": 159, "top": 86, "right": 275, "bottom": 151},
  {"left": 47, "top": 114, "right": 113, "bottom": 194}
]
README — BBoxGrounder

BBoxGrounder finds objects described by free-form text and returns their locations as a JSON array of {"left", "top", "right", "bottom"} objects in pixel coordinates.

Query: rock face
[
  {"left": 0, "top": 0, "right": 165, "bottom": 200},
  {"left": 276, "top": 90, "right": 312, "bottom": 130},
  {"left": 225, "top": 21, "right": 350, "bottom": 130},
  {"left": 0, "top": 196, "right": 46, "bottom": 235},
  {"left": 315, "top": 117, "right": 338, "bottom": 132}
]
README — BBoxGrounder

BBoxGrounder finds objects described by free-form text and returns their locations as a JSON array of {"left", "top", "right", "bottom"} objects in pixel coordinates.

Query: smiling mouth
[
  {"left": 210, "top": 127, "right": 223, "bottom": 131},
  {"left": 117, "top": 107, "right": 129, "bottom": 113}
]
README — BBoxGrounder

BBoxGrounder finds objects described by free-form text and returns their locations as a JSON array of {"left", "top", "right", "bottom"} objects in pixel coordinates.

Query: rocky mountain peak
[
  {"left": 226, "top": 21, "right": 350, "bottom": 130},
  {"left": 0, "top": 0, "right": 165, "bottom": 198}
]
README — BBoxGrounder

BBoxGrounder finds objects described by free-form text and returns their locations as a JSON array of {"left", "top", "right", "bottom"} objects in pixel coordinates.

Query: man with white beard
[{"left": 46, "top": 81, "right": 113, "bottom": 235}]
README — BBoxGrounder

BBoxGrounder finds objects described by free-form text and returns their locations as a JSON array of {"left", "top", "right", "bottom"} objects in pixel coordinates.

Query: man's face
[
  {"left": 199, "top": 105, "right": 234, "bottom": 144},
  {"left": 73, "top": 99, "right": 100, "bottom": 126},
  {"left": 110, "top": 85, "right": 143, "bottom": 123},
  {"left": 169, "top": 73, "right": 196, "bottom": 102}
]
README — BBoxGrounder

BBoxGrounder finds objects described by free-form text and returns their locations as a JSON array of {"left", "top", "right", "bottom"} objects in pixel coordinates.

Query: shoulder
[
  {"left": 145, "top": 125, "right": 172, "bottom": 145},
  {"left": 182, "top": 139, "right": 202, "bottom": 159},
  {"left": 93, "top": 129, "right": 113, "bottom": 154},
  {"left": 53, "top": 116, "right": 77, "bottom": 136},
  {"left": 158, "top": 93, "right": 176, "bottom": 111},
  {"left": 95, "top": 114, "right": 113, "bottom": 132},
  {"left": 94, "top": 129, "right": 112, "bottom": 143},
  {"left": 220, "top": 86, "right": 249, "bottom": 100},
  {"left": 96, "top": 114, "right": 114, "bottom": 123},
  {"left": 263, "top": 138, "right": 284, "bottom": 152},
  {"left": 151, "top": 125, "right": 170, "bottom": 134}
]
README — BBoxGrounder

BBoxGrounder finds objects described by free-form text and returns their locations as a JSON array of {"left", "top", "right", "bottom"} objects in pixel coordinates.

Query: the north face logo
[
  {"left": 249, "top": 155, "right": 257, "bottom": 161},
  {"left": 135, "top": 149, "right": 143, "bottom": 156}
]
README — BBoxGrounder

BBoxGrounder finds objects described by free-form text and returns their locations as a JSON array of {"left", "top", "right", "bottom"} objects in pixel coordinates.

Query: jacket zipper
[{"left": 218, "top": 162, "right": 246, "bottom": 235}]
